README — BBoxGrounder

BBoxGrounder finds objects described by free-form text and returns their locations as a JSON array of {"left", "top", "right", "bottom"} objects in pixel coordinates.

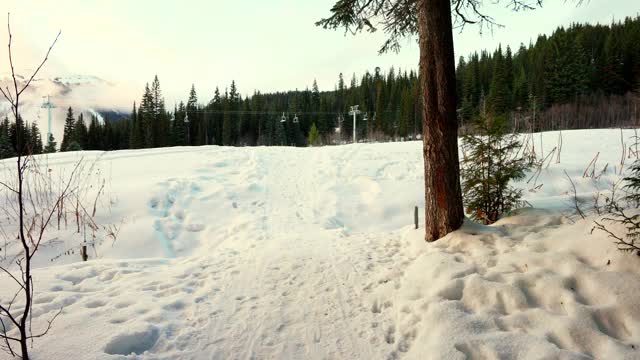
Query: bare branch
[
  {"left": 0, "top": 265, "right": 26, "bottom": 291},
  {"left": 0, "top": 304, "right": 19, "bottom": 328},
  {"left": 0, "top": 316, "right": 18, "bottom": 357},
  {"left": 25, "top": 307, "right": 62, "bottom": 340},
  {"left": 0, "top": 180, "right": 17, "bottom": 194},
  {"left": 564, "top": 170, "right": 585, "bottom": 219}
]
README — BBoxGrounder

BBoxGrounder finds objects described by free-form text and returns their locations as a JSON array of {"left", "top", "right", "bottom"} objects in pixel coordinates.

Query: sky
[{"left": 0, "top": 0, "right": 637, "bottom": 109}]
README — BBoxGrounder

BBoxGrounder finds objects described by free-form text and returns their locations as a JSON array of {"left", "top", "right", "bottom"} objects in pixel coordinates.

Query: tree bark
[{"left": 417, "top": 0, "right": 465, "bottom": 242}]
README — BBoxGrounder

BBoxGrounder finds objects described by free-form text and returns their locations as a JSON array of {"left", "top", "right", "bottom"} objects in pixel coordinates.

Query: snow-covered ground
[{"left": 1, "top": 129, "right": 640, "bottom": 359}]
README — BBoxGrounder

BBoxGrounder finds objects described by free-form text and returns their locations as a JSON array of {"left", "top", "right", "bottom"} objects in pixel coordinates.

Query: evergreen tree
[
  {"left": 43, "top": 133, "right": 57, "bottom": 153},
  {"left": 187, "top": 84, "right": 198, "bottom": 146},
  {"left": 0, "top": 118, "right": 15, "bottom": 159},
  {"left": 68, "top": 141, "right": 82, "bottom": 151},
  {"left": 75, "top": 113, "right": 89, "bottom": 149},
  {"left": 308, "top": 123, "right": 320, "bottom": 146},
  {"left": 374, "top": 79, "right": 386, "bottom": 134},
  {"left": 140, "top": 83, "right": 154, "bottom": 147},
  {"left": 172, "top": 102, "right": 187, "bottom": 146},
  {"left": 461, "top": 115, "right": 529, "bottom": 224},
  {"left": 512, "top": 65, "right": 529, "bottom": 109},
  {"left": 60, "top": 107, "right": 76, "bottom": 151},
  {"left": 398, "top": 88, "right": 412, "bottom": 138},
  {"left": 30, "top": 122, "right": 43, "bottom": 154},
  {"left": 222, "top": 82, "right": 239, "bottom": 146},
  {"left": 488, "top": 45, "right": 510, "bottom": 116},
  {"left": 129, "top": 102, "right": 141, "bottom": 148},
  {"left": 274, "top": 116, "right": 287, "bottom": 146},
  {"left": 311, "top": 79, "right": 321, "bottom": 110},
  {"left": 504, "top": 45, "right": 514, "bottom": 107},
  {"left": 9, "top": 115, "right": 29, "bottom": 155},
  {"left": 603, "top": 29, "right": 628, "bottom": 95},
  {"left": 222, "top": 92, "right": 233, "bottom": 146},
  {"left": 545, "top": 30, "right": 589, "bottom": 104},
  {"left": 151, "top": 76, "right": 168, "bottom": 147},
  {"left": 87, "top": 115, "right": 102, "bottom": 150}
]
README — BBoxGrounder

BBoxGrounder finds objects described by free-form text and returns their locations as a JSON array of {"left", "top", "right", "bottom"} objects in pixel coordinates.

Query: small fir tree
[
  {"left": 592, "top": 161, "right": 640, "bottom": 254},
  {"left": 461, "top": 114, "right": 529, "bottom": 224},
  {"left": 308, "top": 123, "right": 321, "bottom": 146}
]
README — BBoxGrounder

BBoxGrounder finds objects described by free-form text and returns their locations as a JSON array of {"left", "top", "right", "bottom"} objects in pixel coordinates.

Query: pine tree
[
  {"left": 504, "top": 45, "right": 514, "bottom": 108},
  {"left": 308, "top": 123, "right": 321, "bottom": 146},
  {"left": 374, "top": 80, "right": 386, "bottom": 134},
  {"left": 171, "top": 103, "right": 187, "bottom": 146},
  {"left": 43, "top": 133, "right": 57, "bottom": 153},
  {"left": 623, "top": 156, "right": 640, "bottom": 207},
  {"left": 187, "top": 84, "right": 198, "bottom": 146},
  {"left": 512, "top": 65, "right": 529, "bottom": 109},
  {"left": 398, "top": 87, "right": 412, "bottom": 138},
  {"left": 311, "top": 80, "right": 321, "bottom": 110},
  {"left": 68, "top": 141, "right": 82, "bottom": 151},
  {"left": 87, "top": 115, "right": 102, "bottom": 150},
  {"left": 222, "top": 92, "right": 233, "bottom": 146},
  {"left": 212, "top": 87, "right": 223, "bottom": 145},
  {"left": 140, "top": 83, "right": 154, "bottom": 147},
  {"left": 222, "top": 82, "right": 239, "bottom": 146},
  {"left": 129, "top": 102, "right": 141, "bottom": 148},
  {"left": 274, "top": 117, "right": 287, "bottom": 146},
  {"left": 461, "top": 115, "right": 529, "bottom": 224},
  {"left": 0, "top": 118, "right": 15, "bottom": 159},
  {"left": 30, "top": 122, "right": 43, "bottom": 154},
  {"left": 9, "top": 115, "right": 28, "bottom": 155},
  {"left": 151, "top": 76, "right": 168, "bottom": 147},
  {"left": 545, "top": 30, "right": 590, "bottom": 104},
  {"left": 75, "top": 113, "right": 89, "bottom": 149},
  {"left": 60, "top": 107, "right": 76, "bottom": 151},
  {"left": 603, "top": 29, "right": 628, "bottom": 95},
  {"left": 488, "top": 45, "right": 510, "bottom": 116},
  {"left": 337, "top": 73, "right": 345, "bottom": 113}
]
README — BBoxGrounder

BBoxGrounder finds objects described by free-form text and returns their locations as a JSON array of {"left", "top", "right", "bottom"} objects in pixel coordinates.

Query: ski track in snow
[{"left": 1, "top": 129, "right": 640, "bottom": 359}]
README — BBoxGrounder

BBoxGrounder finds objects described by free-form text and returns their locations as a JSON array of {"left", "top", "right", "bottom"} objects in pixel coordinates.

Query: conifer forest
[{"left": 1, "top": 17, "right": 638, "bottom": 157}]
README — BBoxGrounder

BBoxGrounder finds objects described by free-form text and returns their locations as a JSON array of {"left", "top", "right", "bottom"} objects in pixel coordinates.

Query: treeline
[
  {"left": 3, "top": 17, "right": 639, "bottom": 156},
  {"left": 122, "top": 70, "right": 422, "bottom": 149},
  {"left": 456, "top": 16, "right": 640, "bottom": 130},
  {"left": 0, "top": 116, "right": 53, "bottom": 159},
  {"left": 52, "top": 68, "right": 422, "bottom": 151}
]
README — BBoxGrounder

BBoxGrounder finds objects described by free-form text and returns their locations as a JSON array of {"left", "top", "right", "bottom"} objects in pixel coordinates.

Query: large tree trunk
[{"left": 417, "top": 0, "right": 465, "bottom": 242}]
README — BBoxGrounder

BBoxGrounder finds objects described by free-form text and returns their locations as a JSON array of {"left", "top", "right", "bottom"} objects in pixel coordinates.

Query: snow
[
  {"left": 1, "top": 129, "right": 640, "bottom": 359},
  {"left": 52, "top": 75, "right": 108, "bottom": 87},
  {"left": 86, "top": 108, "right": 105, "bottom": 124}
]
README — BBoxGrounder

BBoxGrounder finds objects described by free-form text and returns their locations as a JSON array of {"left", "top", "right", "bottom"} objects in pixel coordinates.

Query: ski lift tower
[
  {"left": 349, "top": 105, "right": 361, "bottom": 143},
  {"left": 41, "top": 95, "right": 55, "bottom": 141}
]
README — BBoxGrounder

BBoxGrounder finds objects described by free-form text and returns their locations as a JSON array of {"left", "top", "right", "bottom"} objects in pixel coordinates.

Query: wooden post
[
  {"left": 414, "top": 206, "right": 419, "bottom": 229},
  {"left": 81, "top": 219, "right": 88, "bottom": 261},
  {"left": 81, "top": 245, "right": 88, "bottom": 261}
]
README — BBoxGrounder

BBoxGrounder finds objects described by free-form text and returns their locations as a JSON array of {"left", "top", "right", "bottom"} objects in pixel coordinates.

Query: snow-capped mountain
[
  {"left": 52, "top": 74, "right": 109, "bottom": 87},
  {"left": 0, "top": 74, "right": 130, "bottom": 140}
]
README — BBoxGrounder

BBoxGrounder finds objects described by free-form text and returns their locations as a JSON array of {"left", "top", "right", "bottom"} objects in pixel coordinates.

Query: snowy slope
[{"left": 1, "top": 129, "right": 640, "bottom": 359}]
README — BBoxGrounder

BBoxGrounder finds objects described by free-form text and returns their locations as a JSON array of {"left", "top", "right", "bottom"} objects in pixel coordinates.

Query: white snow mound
[{"left": 0, "top": 129, "right": 639, "bottom": 359}]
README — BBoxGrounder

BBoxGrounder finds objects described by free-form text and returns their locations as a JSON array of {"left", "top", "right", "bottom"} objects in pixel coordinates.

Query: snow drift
[{"left": 0, "top": 129, "right": 639, "bottom": 359}]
